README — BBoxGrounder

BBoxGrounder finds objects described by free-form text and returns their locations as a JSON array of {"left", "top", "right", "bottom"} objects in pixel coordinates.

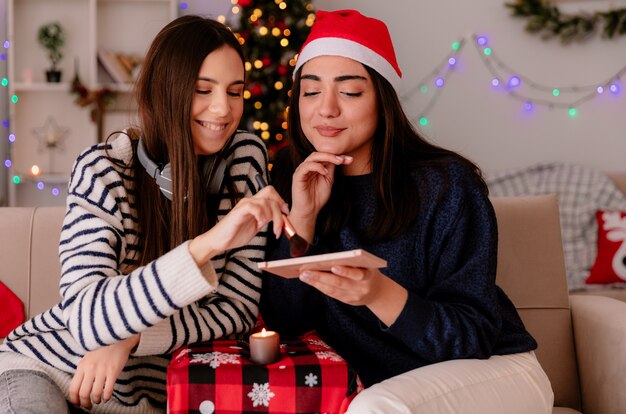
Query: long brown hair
[
  {"left": 128, "top": 15, "right": 245, "bottom": 266},
  {"left": 275, "top": 64, "right": 487, "bottom": 243}
]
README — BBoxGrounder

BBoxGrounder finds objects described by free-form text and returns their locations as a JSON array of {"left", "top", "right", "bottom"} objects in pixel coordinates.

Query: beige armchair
[{"left": 493, "top": 194, "right": 626, "bottom": 414}]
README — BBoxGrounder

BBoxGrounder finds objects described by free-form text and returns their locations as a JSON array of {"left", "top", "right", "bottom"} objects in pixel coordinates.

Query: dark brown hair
[
  {"left": 275, "top": 64, "right": 487, "bottom": 243},
  {"left": 128, "top": 15, "right": 245, "bottom": 266}
]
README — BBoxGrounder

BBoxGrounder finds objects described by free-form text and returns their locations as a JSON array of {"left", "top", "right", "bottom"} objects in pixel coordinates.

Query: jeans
[{"left": 0, "top": 369, "right": 82, "bottom": 414}]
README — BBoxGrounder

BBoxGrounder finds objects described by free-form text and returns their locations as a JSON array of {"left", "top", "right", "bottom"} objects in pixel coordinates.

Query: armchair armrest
[{"left": 570, "top": 295, "right": 626, "bottom": 414}]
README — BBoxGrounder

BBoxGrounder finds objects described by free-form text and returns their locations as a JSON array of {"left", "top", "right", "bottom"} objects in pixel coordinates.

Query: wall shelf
[{"left": 7, "top": 0, "right": 177, "bottom": 206}]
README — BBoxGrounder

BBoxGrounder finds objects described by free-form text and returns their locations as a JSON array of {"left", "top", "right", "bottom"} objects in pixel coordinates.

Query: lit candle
[{"left": 249, "top": 328, "right": 280, "bottom": 365}]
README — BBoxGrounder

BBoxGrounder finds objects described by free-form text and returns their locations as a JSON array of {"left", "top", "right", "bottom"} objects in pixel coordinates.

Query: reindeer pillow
[{"left": 586, "top": 210, "right": 626, "bottom": 284}]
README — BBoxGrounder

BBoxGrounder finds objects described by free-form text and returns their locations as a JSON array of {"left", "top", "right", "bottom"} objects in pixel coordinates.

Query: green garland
[{"left": 506, "top": 0, "right": 626, "bottom": 44}]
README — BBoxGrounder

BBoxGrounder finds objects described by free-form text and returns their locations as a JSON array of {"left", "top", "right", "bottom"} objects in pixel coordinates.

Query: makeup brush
[{"left": 255, "top": 174, "right": 309, "bottom": 257}]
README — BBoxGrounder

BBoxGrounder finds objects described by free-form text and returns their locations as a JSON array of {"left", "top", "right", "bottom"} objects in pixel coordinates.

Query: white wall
[{"left": 314, "top": 0, "right": 626, "bottom": 173}]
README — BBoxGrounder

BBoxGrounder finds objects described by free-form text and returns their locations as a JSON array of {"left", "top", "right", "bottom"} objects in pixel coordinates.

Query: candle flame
[{"left": 261, "top": 328, "right": 268, "bottom": 336}]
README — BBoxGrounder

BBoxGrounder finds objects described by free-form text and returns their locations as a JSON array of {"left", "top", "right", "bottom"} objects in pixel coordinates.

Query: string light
[
  {"left": 403, "top": 33, "right": 625, "bottom": 126},
  {"left": 2, "top": 34, "right": 64, "bottom": 199},
  {"left": 401, "top": 37, "right": 467, "bottom": 126},
  {"left": 473, "top": 33, "right": 625, "bottom": 116}
]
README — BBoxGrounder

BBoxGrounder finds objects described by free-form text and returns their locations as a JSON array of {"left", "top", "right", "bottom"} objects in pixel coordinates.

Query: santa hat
[{"left": 294, "top": 9, "right": 402, "bottom": 91}]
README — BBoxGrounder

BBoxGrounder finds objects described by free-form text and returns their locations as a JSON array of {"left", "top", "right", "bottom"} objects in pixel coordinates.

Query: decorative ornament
[
  {"left": 506, "top": 0, "right": 626, "bottom": 44},
  {"left": 32, "top": 116, "right": 69, "bottom": 173},
  {"left": 70, "top": 59, "right": 116, "bottom": 143}
]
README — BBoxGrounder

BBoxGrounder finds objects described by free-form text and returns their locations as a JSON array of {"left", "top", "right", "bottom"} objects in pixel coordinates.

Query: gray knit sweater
[{"left": 0, "top": 131, "right": 269, "bottom": 413}]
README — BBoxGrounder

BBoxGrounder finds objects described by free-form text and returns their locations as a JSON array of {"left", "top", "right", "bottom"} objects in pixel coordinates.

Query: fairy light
[
  {"left": 508, "top": 76, "right": 521, "bottom": 88},
  {"left": 404, "top": 32, "right": 625, "bottom": 127},
  {"left": 30, "top": 165, "right": 41, "bottom": 176},
  {"left": 610, "top": 83, "right": 620, "bottom": 94},
  {"left": 36, "top": 182, "right": 44, "bottom": 191},
  {"left": 402, "top": 37, "right": 467, "bottom": 126},
  {"left": 470, "top": 33, "right": 626, "bottom": 119},
  {"left": 523, "top": 101, "right": 534, "bottom": 112}
]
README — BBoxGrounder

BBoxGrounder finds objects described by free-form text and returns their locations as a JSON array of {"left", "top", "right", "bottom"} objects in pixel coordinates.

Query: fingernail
[{"left": 299, "top": 272, "right": 311, "bottom": 281}]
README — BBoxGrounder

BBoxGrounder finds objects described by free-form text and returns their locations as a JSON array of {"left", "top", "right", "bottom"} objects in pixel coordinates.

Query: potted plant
[{"left": 37, "top": 22, "right": 65, "bottom": 82}]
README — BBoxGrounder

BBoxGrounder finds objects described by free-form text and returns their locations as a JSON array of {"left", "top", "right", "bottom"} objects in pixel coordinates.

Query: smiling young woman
[{"left": 0, "top": 15, "right": 288, "bottom": 414}]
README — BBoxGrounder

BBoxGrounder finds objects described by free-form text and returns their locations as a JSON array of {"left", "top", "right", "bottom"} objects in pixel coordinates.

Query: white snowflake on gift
[
  {"left": 315, "top": 351, "right": 344, "bottom": 362},
  {"left": 189, "top": 351, "right": 241, "bottom": 368},
  {"left": 306, "top": 338, "right": 331, "bottom": 349},
  {"left": 304, "top": 373, "right": 318, "bottom": 387},
  {"left": 247, "top": 382, "right": 275, "bottom": 407},
  {"left": 175, "top": 348, "right": 192, "bottom": 360}
]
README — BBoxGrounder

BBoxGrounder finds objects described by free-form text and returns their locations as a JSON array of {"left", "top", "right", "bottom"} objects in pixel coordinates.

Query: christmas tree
[{"left": 233, "top": 0, "right": 315, "bottom": 159}]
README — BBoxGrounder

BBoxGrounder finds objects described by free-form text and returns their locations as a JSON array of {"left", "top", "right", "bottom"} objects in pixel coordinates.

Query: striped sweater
[{"left": 0, "top": 131, "right": 269, "bottom": 413}]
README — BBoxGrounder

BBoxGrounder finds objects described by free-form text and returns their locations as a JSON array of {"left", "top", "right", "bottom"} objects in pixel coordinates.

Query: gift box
[{"left": 167, "top": 331, "right": 361, "bottom": 414}]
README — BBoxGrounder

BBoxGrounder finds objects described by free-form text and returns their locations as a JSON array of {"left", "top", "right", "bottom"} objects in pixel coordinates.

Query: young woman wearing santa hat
[{"left": 261, "top": 9, "right": 553, "bottom": 413}]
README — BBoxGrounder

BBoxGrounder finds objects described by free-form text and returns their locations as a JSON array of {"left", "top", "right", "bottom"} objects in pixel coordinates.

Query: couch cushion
[
  {"left": 491, "top": 195, "right": 580, "bottom": 410},
  {"left": 29, "top": 207, "right": 64, "bottom": 316},
  {"left": 586, "top": 210, "right": 626, "bottom": 285},
  {"left": 487, "top": 163, "right": 626, "bottom": 291}
]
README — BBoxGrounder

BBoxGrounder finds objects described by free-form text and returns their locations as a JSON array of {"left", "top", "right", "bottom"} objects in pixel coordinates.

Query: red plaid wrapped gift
[{"left": 167, "top": 331, "right": 361, "bottom": 414}]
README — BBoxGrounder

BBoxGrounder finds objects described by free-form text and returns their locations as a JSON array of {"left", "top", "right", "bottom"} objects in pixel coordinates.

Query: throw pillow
[
  {"left": 586, "top": 210, "right": 626, "bottom": 284},
  {"left": 0, "top": 281, "right": 25, "bottom": 338}
]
